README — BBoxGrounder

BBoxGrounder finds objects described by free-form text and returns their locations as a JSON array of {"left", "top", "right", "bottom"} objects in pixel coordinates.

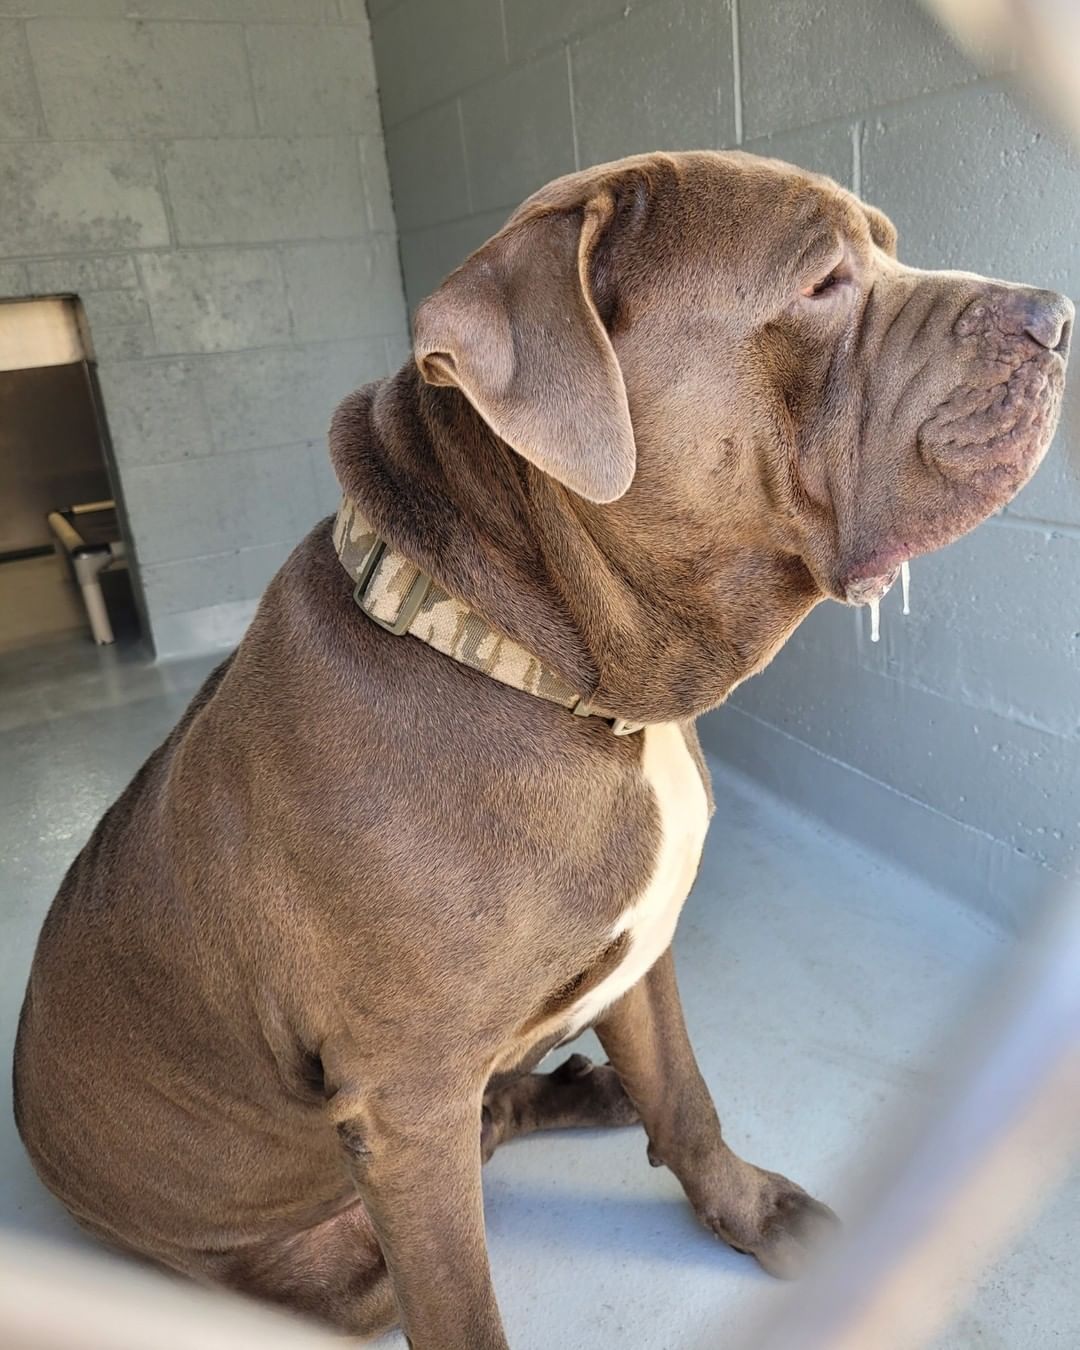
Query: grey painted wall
[
  {"left": 370, "top": 0, "right": 1080, "bottom": 922},
  {"left": 0, "top": 0, "right": 408, "bottom": 658}
]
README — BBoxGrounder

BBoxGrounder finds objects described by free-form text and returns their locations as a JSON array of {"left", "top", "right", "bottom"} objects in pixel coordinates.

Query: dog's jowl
[{"left": 13, "top": 152, "right": 1070, "bottom": 1349}]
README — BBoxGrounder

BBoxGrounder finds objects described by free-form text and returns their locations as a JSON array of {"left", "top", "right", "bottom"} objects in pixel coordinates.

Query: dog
[{"left": 14, "top": 151, "right": 1070, "bottom": 1348}]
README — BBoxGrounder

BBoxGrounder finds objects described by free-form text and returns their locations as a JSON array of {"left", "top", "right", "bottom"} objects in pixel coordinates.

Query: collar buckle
[
  {"left": 610, "top": 719, "right": 643, "bottom": 736},
  {"left": 352, "top": 540, "right": 434, "bottom": 636},
  {"left": 572, "top": 698, "right": 643, "bottom": 737}
]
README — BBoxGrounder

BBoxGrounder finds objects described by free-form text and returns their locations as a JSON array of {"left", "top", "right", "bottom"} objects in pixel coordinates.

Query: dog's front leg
[
  {"left": 330, "top": 1078, "right": 508, "bottom": 1350},
  {"left": 596, "top": 948, "right": 838, "bottom": 1278}
]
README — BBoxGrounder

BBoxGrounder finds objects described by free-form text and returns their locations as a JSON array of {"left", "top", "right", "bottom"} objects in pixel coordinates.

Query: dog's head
[{"left": 414, "top": 151, "right": 1070, "bottom": 706}]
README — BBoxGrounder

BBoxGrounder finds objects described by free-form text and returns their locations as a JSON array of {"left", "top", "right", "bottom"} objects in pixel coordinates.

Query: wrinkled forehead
[{"left": 639, "top": 153, "right": 893, "bottom": 299}]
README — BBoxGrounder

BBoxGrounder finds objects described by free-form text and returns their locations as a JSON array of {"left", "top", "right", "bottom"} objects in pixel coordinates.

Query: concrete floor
[{"left": 0, "top": 634, "right": 1075, "bottom": 1349}]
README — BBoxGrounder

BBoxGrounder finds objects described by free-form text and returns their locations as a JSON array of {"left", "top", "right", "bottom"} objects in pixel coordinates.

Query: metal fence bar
[{"left": 0, "top": 1233, "right": 347, "bottom": 1350}]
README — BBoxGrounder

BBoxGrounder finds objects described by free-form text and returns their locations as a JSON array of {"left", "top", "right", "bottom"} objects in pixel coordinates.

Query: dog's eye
[{"left": 800, "top": 265, "right": 848, "bottom": 300}]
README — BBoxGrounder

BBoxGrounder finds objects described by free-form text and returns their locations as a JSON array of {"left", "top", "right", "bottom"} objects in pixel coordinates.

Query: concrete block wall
[
  {"left": 370, "top": 0, "right": 1080, "bottom": 922},
  {"left": 0, "top": 0, "right": 408, "bottom": 658}
]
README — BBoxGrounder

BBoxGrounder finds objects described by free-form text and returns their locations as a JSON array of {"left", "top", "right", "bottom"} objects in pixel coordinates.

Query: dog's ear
[{"left": 413, "top": 199, "right": 635, "bottom": 504}]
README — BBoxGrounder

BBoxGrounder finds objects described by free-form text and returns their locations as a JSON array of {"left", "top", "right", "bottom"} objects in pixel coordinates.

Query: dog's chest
[{"left": 561, "top": 722, "right": 709, "bottom": 1037}]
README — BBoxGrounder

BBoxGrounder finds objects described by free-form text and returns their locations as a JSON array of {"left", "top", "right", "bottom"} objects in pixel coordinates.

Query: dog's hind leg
[
  {"left": 216, "top": 1201, "right": 397, "bottom": 1339},
  {"left": 209, "top": 1059, "right": 635, "bottom": 1337},
  {"left": 481, "top": 1053, "right": 639, "bottom": 1162}
]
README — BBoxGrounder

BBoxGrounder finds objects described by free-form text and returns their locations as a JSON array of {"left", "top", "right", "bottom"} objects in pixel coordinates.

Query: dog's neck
[{"left": 328, "top": 369, "right": 820, "bottom": 724}]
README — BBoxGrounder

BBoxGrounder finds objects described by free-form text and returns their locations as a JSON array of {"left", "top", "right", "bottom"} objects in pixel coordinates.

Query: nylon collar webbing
[{"left": 332, "top": 496, "right": 643, "bottom": 736}]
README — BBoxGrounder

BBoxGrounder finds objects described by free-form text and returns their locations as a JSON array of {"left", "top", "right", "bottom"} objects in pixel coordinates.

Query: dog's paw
[
  {"left": 698, "top": 1170, "right": 840, "bottom": 1279},
  {"left": 550, "top": 1052, "right": 596, "bottom": 1083},
  {"left": 586, "top": 1064, "right": 640, "bottom": 1128},
  {"left": 549, "top": 1055, "right": 640, "bottom": 1128}
]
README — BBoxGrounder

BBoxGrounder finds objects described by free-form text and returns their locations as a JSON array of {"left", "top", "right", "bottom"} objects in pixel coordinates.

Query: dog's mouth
[
  {"left": 839, "top": 351, "right": 1066, "bottom": 612},
  {"left": 844, "top": 565, "right": 901, "bottom": 607},
  {"left": 843, "top": 561, "right": 910, "bottom": 645},
  {"left": 918, "top": 349, "right": 1065, "bottom": 479},
  {"left": 837, "top": 559, "right": 910, "bottom": 643}
]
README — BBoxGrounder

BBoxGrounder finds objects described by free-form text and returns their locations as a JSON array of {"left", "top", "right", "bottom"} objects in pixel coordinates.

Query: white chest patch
[{"left": 562, "top": 722, "right": 710, "bottom": 1038}]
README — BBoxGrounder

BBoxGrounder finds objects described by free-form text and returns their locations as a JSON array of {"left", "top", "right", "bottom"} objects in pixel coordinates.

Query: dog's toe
[
  {"left": 697, "top": 1170, "right": 840, "bottom": 1280},
  {"left": 551, "top": 1052, "right": 595, "bottom": 1082},
  {"left": 751, "top": 1189, "right": 840, "bottom": 1279}
]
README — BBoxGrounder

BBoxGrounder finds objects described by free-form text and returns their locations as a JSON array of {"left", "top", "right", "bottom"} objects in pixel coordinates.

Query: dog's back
[{"left": 12, "top": 603, "right": 355, "bottom": 1270}]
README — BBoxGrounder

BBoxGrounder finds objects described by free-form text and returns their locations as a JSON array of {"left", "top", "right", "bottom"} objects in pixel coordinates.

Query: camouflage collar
[{"left": 332, "top": 496, "right": 643, "bottom": 736}]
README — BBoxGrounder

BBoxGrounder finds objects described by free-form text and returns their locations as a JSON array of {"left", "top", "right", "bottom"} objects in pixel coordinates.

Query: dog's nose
[{"left": 1021, "top": 288, "right": 1074, "bottom": 353}]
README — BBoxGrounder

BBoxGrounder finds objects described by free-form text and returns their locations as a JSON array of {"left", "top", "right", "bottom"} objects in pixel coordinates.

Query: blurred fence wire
[
  {"left": 924, "top": 0, "right": 1080, "bottom": 139},
  {"left": 722, "top": 885, "right": 1080, "bottom": 1350},
  {"left": 0, "top": 1232, "right": 345, "bottom": 1350}
]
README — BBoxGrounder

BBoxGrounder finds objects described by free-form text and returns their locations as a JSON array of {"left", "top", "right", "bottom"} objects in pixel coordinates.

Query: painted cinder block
[
  {"left": 122, "top": 443, "right": 321, "bottom": 566},
  {"left": 0, "top": 261, "right": 31, "bottom": 299},
  {"left": 461, "top": 48, "right": 577, "bottom": 213},
  {"left": 138, "top": 248, "right": 292, "bottom": 355},
  {"left": 0, "top": 20, "right": 42, "bottom": 138},
  {"left": 79, "top": 287, "right": 149, "bottom": 331},
  {"left": 385, "top": 103, "right": 472, "bottom": 232},
  {"left": 160, "top": 136, "right": 368, "bottom": 246},
  {"left": 246, "top": 22, "right": 380, "bottom": 135},
  {"left": 383, "top": 333, "right": 413, "bottom": 366},
  {"left": 369, "top": 0, "right": 505, "bottom": 128},
  {"left": 141, "top": 539, "right": 296, "bottom": 617},
  {"left": 150, "top": 598, "right": 260, "bottom": 661},
  {"left": 570, "top": 0, "right": 736, "bottom": 167},
  {"left": 359, "top": 130, "right": 399, "bottom": 234},
  {"left": 27, "top": 19, "right": 256, "bottom": 138},
  {"left": 26, "top": 254, "right": 140, "bottom": 295},
  {"left": 1010, "top": 388, "right": 1080, "bottom": 530},
  {"left": 0, "top": 1, "right": 127, "bottom": 18},
  {"left": 126, "top": 1, "right": 340, "bottom": 19},
  {"left": 197, "top": 338, "right": 388, "bottom": 456},
  {"left": 281, "top": 238, "right": 408, "bottom": 343},
  {"left": 502, "top": 0, "right": 634, "bottom": 63},
  {"left": 704, "top": 703, "right": 1057, "bottom": 927},
  {"left": 856, "top": 521, "right": 1080, "bottom": 742},
  {"left": 862, "top": 84, "right": 1080, "bottom": 290},
  {"left": 738, "top": 0, "right": 976, "bottom": 140},
  {"left": 0, "top": 142, "right": 170, "bottom": 255},
  {"left": 309, "top": 437, "right": 344, "bottom": 513},
  {"left": 88, "top": 322, "right": 159, "bottom": 363},
  {"left": 0, "top": 0, "right": 406, "bottom": 661},
  {"left": 731, "top": 627, "right": 1077, "bottom": 873},
  {"left": 97, "top": 359, "right": 214, "bottom": 468}
]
